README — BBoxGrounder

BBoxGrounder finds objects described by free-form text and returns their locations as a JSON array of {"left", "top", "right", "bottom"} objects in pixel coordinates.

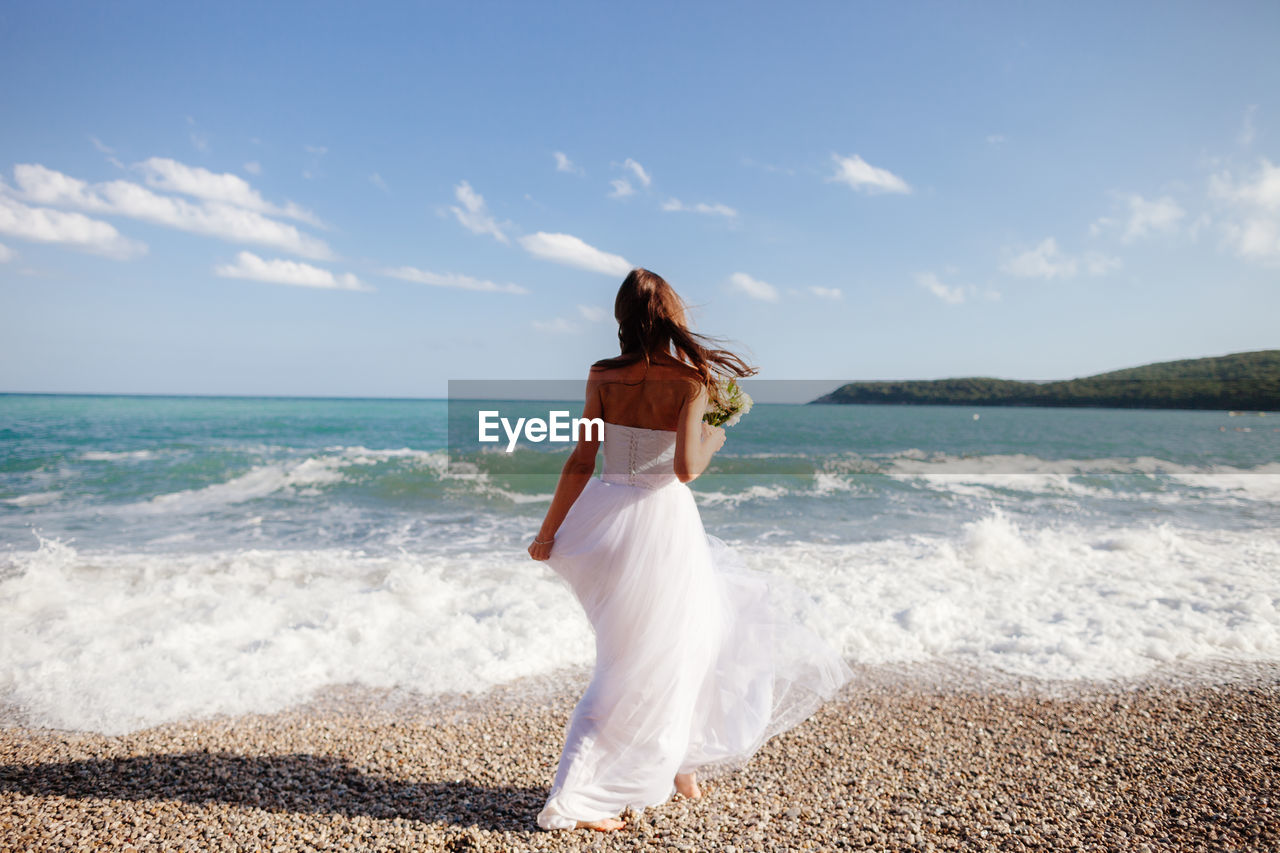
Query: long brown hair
[{"left": 593, "top": 268, "right": 756, "bottom": 402}]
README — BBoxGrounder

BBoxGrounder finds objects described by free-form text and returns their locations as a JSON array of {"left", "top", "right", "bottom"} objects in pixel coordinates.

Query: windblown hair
[{"left": 593, "top": 268, "right": 756, "bottom": 403}]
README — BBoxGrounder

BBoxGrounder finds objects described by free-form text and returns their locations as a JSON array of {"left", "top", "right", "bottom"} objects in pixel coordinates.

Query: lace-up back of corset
[{"left": 601, "top": 422, "right": 679, "bottom": 490}]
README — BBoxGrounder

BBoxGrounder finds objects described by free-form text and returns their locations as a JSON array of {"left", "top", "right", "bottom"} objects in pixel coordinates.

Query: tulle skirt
[{"left": 537, "top": 476, "right": 851, "bottom": 830}]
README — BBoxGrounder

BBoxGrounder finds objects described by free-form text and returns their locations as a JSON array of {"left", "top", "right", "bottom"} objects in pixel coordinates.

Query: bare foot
[
  {"left": 675, "top": 772, "right": 702, "bottom": 799},
  {"left": 576, "top": 818, "right": 625, "bottom": 832}
]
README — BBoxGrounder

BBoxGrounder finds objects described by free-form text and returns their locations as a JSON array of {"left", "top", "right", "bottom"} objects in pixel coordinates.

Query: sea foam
[
  {"left": 2, "top": 511, "right": 1278, "bottom": 734},
  {"left": 0, "top": 534, "right": 591, "bottom": 734}
]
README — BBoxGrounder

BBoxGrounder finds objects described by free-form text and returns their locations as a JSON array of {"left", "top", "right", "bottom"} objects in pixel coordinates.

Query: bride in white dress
[{"left": 527, "top": 268, "right": 851, "bottom": 832}]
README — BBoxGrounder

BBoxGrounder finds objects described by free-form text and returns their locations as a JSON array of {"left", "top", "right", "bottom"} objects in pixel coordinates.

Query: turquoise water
[
  {"left": 3, "top": 394, "right": 1276, "bottom": 553},
  {"left": 1, "top": 393, "right": 1277, "bottom": 733}
]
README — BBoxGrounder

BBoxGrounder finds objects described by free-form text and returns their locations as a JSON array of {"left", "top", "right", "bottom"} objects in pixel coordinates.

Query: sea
[{"left": 1, "top": 393, "right": 1277, "bottom": 735}]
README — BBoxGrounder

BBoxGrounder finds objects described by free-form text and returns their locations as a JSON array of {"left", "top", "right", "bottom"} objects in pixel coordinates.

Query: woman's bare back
[{"left": 592, "top": 352, "right": 703, "bottom": 432}]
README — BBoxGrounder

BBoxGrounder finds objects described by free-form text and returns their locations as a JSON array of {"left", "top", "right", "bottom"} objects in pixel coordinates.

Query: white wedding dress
[{"left": 537, "top": 422, "right": 851, "bottom": 830}]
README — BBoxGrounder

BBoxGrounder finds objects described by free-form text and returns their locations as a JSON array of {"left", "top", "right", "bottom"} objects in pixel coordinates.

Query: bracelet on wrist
[{"left": 533, "top": 536, "right": 554, "bottom": 545}]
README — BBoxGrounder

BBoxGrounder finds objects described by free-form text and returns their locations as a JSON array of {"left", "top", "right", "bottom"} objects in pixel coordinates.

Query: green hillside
[{"left": 811, "top": 350, "right": 1280, "bottom": 410}]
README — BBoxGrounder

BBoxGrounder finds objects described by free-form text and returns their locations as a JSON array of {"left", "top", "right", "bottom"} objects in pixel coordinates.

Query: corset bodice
[{"left": 600, "top": 422, "right": 679, "bottom": 490}]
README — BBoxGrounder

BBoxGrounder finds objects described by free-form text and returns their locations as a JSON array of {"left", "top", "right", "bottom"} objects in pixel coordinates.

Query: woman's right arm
[
  {"left": 527, "top": 368, "right": 604, "bottom": 561},
  {"left": 673, "top": 382, "right": 725, "bottom": 483}
]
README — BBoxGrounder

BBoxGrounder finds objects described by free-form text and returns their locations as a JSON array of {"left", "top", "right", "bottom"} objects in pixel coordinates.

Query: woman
[{"left": 528, "top": 268, "right": 850, "bottom": 832}]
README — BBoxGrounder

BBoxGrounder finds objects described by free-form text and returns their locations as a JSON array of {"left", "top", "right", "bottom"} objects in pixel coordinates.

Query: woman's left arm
[{"left": 528, "top": 369, "right": 604, "bottom": 561}]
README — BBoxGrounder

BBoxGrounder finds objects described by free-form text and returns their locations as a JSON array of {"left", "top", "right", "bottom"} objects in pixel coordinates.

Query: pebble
[{"left": 1, "top": 663, "right": 1277, "bottom": 851}]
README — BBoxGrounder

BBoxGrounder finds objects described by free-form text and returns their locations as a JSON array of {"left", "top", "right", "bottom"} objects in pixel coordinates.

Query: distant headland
[{"left": 810, "top": 350, "right": 1280, "bottom": 411}]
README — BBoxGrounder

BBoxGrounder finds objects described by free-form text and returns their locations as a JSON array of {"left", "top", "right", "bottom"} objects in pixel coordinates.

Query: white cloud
[
  {"left": 519, "top": 232, "right": 632, "bottom": 276},
  {"left": 917, "top": 272, "right": 967, "bottom": 304},
  {"left": 740, "top": 157, "right": 795, "bottom": 176},
  {"left": 1121, "top": 194, "right": 1185, "bottom": 241},
  {"left": 727, "top": 272, "right": 780, "bottom": 302},
  {"left": 1091, "top": 193, "right": 1185, "bottom": 241},
  {"left": 661, "top": 198, "right": 737, "bottom": 217},
  {"left": 135, "top": 157, "right": 320, "bottom": 225},
  {"left": 533, "top": 317, "right": 580, "bottom": 334},
  {"left": 243, "top": 161, "right": 262, "bottom": 175},
  {"left": 449, "top": 180, "right": 508, "bottom": 243},
  {"left": 0, "top": 242, "right": 14, "bottom": 262},
  {"left": 532, "top": 304, "right": 610, "bottom": 335},
  {"left": 1210, "top": 158, "right": 1280, "bottom": 263},
  {"left": 1001, "top": 237, "right": 1120, "bottom": 280},
  {"left": 607, "top": 160, "right": 650, "bottom": 199},
  {"left": 89, "top": 136, "right": 124, "bottom": 168},
  {"left": 1221, "top": 218, "right": 1280, "bottom": 262},
  {"left": 828, "top": 154, "right": 911, "bottom": 195},
  {"left": 1187, "top": 212, "right": 1214, "bottom": 240},
  {"left": 554, "top": 151, "right": 582, "bottom": 174},
  {"left": 1001, "top": 238, "right": 1078, "bottom": 279},
  {"left": 215, "top": 251, "right": 368, "bottom": 291},
  {"left": 986, "top": 134, "right": 1007, "bottom": 145},
  {"left": 578, "top": 304, "right": 610, "bottom": 323},
  {"left": 0, "top": 194, "right": 145, "bottom": 259},
  {"left": 382, "top": 265, "right": 527, "bottom": 294},
  {"left": 809, "top": 286, "right": 842, "bottom": 299},
  {"left": 1239, "top": 105, "right": 1258, "bottom": 147},
  {"left": 917, "top": 272, "right": 1002, "bottom": 304},
  {"left": 1083, "top": 253, "right": 1123, "bottom": 276},
  {"left": 622, "top": 158, "right": 651, "bottom": 187},
  {"left": 9, "top": 163, "right": 332, "bottom": 259},
  {"left": 370, "top": 172, "right": 388, "bottom": 192},
  {"left": 186, "top": 116, "right": 209, "bottom": 153},
  {"left": 1211, "top": 158, "right": 1280, "bottom": 210}
]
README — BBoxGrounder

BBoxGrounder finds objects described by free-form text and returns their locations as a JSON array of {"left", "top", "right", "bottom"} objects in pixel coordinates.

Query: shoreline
[{"left": 3, "top": 662, "right": 1278, "bottom": 851}]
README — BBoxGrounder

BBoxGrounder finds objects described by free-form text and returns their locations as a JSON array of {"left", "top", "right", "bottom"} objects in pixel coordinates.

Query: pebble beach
[{"left": 3, "top": 663, "right": 1276, "bottom": 852}]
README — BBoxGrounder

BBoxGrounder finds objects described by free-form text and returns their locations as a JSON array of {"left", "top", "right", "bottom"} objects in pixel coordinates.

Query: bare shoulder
[
  {"left": 661, "top": 360, "right": 705, "bottom": 390},
  {"left": 651, "top": 359, "right": 705, "bottom": 397},
  {"left": 588, "top": 359, "right": 629, "bottom": 381},
  {"left": 646, "top": 352, "right": 700, "bottom": 379}
]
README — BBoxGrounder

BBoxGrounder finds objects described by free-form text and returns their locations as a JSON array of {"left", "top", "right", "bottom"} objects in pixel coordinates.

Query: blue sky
[{"left": 1, "top": 1, "right": 1277, "bottom": 398}]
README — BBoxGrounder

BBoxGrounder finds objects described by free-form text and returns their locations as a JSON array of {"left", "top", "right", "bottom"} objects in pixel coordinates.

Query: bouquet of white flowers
[{"left": 703, "top": 378, "right": 754, "bottom": 427}]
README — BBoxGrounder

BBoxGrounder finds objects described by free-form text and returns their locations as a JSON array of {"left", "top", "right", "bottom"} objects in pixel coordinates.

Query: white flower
[{"left": 704, "top": 379, "right": 753, "bottom": 428}]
